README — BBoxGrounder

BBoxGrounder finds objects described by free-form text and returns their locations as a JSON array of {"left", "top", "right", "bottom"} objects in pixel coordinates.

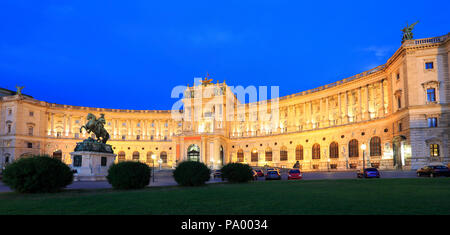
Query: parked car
[
  {"left": 417, "top": 165, "right": 450, "bottom": 177},
  {"left": 357, "top": 168, "right": 380, "bottom": 178},
  {"left": 288, "top": 169, "right": 302, "bottom": 180},
  {"left": 213, "top": 170, "right": 222, "bottom": 179},
  {"left": 265, "top": 170, "right": 281, "bottom": 180},
  {"left": 254, "top": 169, "right": 264, "bottom": 177}
]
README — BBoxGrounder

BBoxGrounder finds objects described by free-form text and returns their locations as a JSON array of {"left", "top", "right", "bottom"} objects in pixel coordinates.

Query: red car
[
  {"left": 254, "top": 169, "right": 264, "bottom": 177},
  {"left": 288, "top": 169, "right": 302, "bottom": 180}
]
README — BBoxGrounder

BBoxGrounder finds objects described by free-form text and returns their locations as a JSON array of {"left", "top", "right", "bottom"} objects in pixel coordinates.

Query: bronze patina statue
[
  {"left": 401, "top": 21, "right": 419, "bottom": 42},
  {"left": 80, "top": 113, "right": 110, "bottom": 144},
  {"left": 15, "top": 85, "right": 24, "bottom": 95}
]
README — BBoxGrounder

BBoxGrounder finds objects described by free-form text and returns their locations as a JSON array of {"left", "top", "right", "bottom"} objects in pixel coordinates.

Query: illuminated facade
[{"left": 1, "top": 33, "right": 449, "bottom": 171}]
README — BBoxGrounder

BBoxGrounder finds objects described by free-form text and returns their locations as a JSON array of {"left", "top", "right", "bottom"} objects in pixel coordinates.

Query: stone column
[
  {"left": 50, "top": 113, "right": 54, "bottom": 136},
  {"left": 365, "top": 85, "right": 370, "bottom": 120},
  {"left": 325, "top": 97, "right": 329, "bottom": 127},
  {"left": 380, "top": 79, "right": 385, "bottom": 116},
  {"left": 68, "top": 115, "right": 72, "bottom": 136},
  {"left": 338, "top": 93, "right": 341, "bottom": 125},
  {"left": 358, "top": 87, "right": 362, "bottom": 122},
  {"left": 344, "top": 91, "right": 348, "bottom": 124}
]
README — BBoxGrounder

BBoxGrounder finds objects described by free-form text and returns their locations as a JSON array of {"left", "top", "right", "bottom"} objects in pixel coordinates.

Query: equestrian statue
[{"left": 80, "top": 113, "right": 110, "bottom": 144}]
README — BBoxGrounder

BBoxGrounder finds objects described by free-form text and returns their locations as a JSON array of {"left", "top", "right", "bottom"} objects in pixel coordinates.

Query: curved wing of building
[{"left": 1, "top": 33, "right": 449, "bottom": 171}]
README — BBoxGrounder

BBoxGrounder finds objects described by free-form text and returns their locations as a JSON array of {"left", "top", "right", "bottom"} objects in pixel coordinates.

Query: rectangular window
[
  {"left": 330, "top": 164, "right": 337, "bottom": 169},
  {"left": 28, "top": 127, "right": 33, "bottom": 136},
  {"left": 7, "top": 124, "right": 11, "bottom": 134},
  {"left": 29, "top": 111, "right": 34, "bottom": 117},
  {"left": 427, "top": 88, "right": 436, "bottom": 102},
  {"left": 8, "top": 109, "right": 12, "bottom": 115},
  {"left": 136, "top": 135, "right": 140, "bottom": 140},
  {"left": 27, "top": 142, "right": 32, "bottom": 148},
  {"left": 122, "top": 135, "right": 126, "bottom": 140},
  {"left": 397, "top": 97, "right": 401, "bottom": 109},
  {"left": 101, "top": 157, "right": 107, "bottom": 166},
  {"left": 425, "top": 62, "right": 434, "bottom": 70},
  {"left": 74, "top": 133, "right": 79, "bottom": 138},
  {"left": 398, "top": 123, "right": 402, "bottom": 132},
  {"left": 57, "top": 132, "right": 62, "bottom": 138},
  {"left": 428, "top": 118, "right": 438, "bottom": 128},
  {"left": 396, "top": 73, "right": 400, "bottom": 80},
  {"left": 430, "top": 144, "right": 440, "bottom": 157},
  {"left": 73, "top": 155, "right": 82, "bottom": 167}
]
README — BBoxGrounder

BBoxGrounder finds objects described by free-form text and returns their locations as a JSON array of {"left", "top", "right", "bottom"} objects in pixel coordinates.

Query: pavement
[{"left": 0, "top": 169, "right": 419, "bottom": 193}]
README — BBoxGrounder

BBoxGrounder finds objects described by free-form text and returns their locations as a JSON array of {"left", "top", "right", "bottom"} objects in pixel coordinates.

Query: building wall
[{"left": 1, "top": 33, "right": 449, "bottom": 171}]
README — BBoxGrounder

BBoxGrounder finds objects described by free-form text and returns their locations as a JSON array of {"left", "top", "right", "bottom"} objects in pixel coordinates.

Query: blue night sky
[{"left": 1, "top": 0, "right": 449, "bottom": 110}]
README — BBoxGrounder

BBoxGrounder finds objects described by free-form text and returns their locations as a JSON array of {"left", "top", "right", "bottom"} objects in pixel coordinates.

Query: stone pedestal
[
  {"left": 70, "top": 151, "right": 116, "bottom": 181},
  {"left": 69, "top": 138, "right": 116, "bottom": 181}
]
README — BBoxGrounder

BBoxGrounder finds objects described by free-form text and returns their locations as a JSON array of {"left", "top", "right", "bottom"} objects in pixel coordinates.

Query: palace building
[{"left": 1, "top": 33, "right": 449, "bottom": 171}]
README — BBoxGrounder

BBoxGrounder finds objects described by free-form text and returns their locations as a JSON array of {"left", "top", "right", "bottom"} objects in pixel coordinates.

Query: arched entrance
[
  {"left": 187, "top": 144, "right": 200, "bottom": 162},
  {"left": 52, "top": 150, "right": 62, "bottom": 161},
  {"left": 220, "top": 146, "right": 224, "bottom": 166},
  {"left": 393, "top": 135, "right": 407, "bottom": 169}
]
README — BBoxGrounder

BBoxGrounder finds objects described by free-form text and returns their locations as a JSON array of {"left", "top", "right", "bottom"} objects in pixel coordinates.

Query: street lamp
[
  {"left": 361, "top": 144, "right": 367, "bottom": 172},
  {"left": 151, "top": 154, "right": 156, "bottom": 182}
]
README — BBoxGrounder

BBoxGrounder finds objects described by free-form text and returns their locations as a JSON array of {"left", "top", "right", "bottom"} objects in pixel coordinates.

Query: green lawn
[{"left": 1, "top": 178, "right": 450, "bottom": 215}]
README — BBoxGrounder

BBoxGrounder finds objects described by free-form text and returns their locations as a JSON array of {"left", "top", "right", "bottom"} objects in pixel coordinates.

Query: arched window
[
  {"left": 312, "top": 144, "right": 320, "bottom": 159},
  {"left": 349, "top": 139, "right": 359, "bottom": 158},
  {"left": 132, "top": 151, "right": 140, "bottom": 161},
  {"left": 280, "top": 146, "right": 288, "bottom": 161},
  {"left": 251, "top": 149, "right": 258, "bottom": 162},
  {"left": 295, "top": 145, "right": 303, "bottom": 160},
  {"left": 329, "top": 142, "right": 339, "bottom": 158},
  {"left": 160, "top": 151, "right": 167, "bottom": 163},
  {"left": 118, "top": 151, "right": 126, "bottom": 162},
  {"left": 237, "top": 149, "right": 244, "bottom": 162},
  {"left": 265, "top": 147, "right": 272, "bottom": 162},
  {"left": 146, "top": 151, "right": 154, "bottom": 164},
  {"left": 370, "top": 137, "right": 382, "bottom": 156}
]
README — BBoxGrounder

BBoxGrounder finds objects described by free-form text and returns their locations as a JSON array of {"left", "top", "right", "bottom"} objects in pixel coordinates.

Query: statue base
[{"left": 70, "top": 151, "right": 116, "bottom": 181}]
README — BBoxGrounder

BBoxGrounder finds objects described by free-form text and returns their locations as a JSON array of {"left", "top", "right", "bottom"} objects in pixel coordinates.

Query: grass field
[{"left": 0, "top": 178, "right": 450, "bottom": 215}]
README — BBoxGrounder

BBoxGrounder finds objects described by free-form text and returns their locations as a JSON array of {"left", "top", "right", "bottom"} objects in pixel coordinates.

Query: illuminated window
[
  {"left": 132, "top": 151, "right": 140, "bottom": 161},
  {"left": 295, "top": 145, "right": 303, "bottom": 160},
  {"left": 265, "top": 148, "right": 272, "bottom": 162},
  {"left": 237, "top": 149, "right": 244, "bottom": 162},
  {"left": 370, "top": 137, "right": 381, "bottom": 156},
  {"left": 312, "top": 144, "right": 320, "bottom": 159},
  {"left": 160, "top": 152, "right": 167, "bottom": 163},
  {"left": 118, "top": 152, "right": 126, "bottom": 162},
  {"left": 349, "top": 139, "right": 359, "bottom": 158},
  {"left": 251, "top": 150, "right": 258, "bottom": 162},
  {"left": 329, "top": 142, "right": 339, "bottom": 158},
  {"left": 430, "top": 144, "right": 440, "bottom": 157},
  {"left": 280, "top": 147, "right": 288, "bottom": 161}
]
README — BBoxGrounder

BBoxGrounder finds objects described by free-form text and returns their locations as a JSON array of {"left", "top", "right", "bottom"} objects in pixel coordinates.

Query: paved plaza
[{"left": 0, "top": 169, "right": 419, "bottom": 193}]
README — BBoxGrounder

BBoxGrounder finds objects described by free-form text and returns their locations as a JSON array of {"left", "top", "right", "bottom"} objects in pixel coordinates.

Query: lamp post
[
  {"left": 210, "top": 159, "right": 215, "bottom": 170},
  {"left": 361, "top": 144, "right": 367, "bottom": 172},
  {"left": 151, "top": 154, "right": 156, "bottom": 182}
]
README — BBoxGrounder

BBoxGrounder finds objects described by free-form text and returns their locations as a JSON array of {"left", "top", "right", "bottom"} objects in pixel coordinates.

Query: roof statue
[
  {"left": 401, "top": 21, "right": 419, "bottom": 42},
  {"left": 201, "top": 72, "right": 213, "bottom": 86},
  {"left": 15, "top": 85, "right": 24, "bottom": 96}
]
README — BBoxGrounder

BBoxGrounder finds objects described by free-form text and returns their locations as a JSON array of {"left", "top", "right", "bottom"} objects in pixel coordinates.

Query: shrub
[
  {"left": 221, "top": 163, "right": 253, "bottom": 183},
  {"left": 173, "top": 161, "right": 211, "bottom": 186},
  {"left": 107, "top": 161, "right": 151, "bottom": 190},
  {"left": 2, "top": 155, "right": 73, "bottom": 193}
]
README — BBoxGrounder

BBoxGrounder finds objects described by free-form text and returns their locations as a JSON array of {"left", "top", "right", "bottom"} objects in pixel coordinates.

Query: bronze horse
[{"left": 80, "top": 113, "right": 110, "bottom": 144}]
